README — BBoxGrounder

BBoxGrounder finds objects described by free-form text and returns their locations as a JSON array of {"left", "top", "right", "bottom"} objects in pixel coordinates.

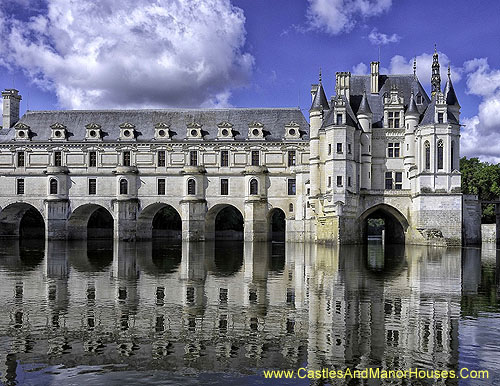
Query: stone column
[
  {"left": 244, "top": 165, "right": 269, "bottom": 241},
  {"left": 113, "top": 166, "right": 139, "bottom": 241},
  {"left": 181, "top": 166, "right": 207, "bottom": 241},
  {"left": 45, "top": 166, "right": 71, "bottom": 239}
]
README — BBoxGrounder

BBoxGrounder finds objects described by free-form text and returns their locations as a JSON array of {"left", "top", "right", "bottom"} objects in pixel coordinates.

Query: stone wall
[
  {"left": 462, "top": 195, "right": 481, "bottom": 245},
  {"left": 481, "top": 224, "right": 496, "bottom": 243}
]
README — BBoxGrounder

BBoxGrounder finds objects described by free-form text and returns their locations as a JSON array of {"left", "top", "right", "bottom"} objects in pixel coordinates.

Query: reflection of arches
[
  {"left": 205, "top": 204, "right": 244, "bottom": 240},
  {"left": 67, "top": 204, "right": 114, "bottom": 239},
  {"left": 0, "top": 203, "right": 45, "bottom": 238},
  {"left": 269, "top": 208, "right": 286, "bottom": 242},
  {"left": 213, "top": 240, "right": 244, "bottom": 276},
  {"left": 136, "top": 203, "right": 182, "bottom": 240},
  {"left": 359, "top": 204, "right": 408, "bottom": 244}
]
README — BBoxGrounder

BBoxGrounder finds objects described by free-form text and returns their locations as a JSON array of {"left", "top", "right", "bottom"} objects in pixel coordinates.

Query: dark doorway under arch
[
  {"left": 363, "top": 207, "right": 405, "bottom": 244},
  {"left": 152, "top": 206, "right": 182, "bottom": 239},
  {"left": 87, "top": 207, "right": 114, "bottom": 239},
  {"left": 19, "top": 208, "right": 45, "bottom": 239},
  {"left": 270, "top": 209, "right": 286, "bottom": 242},
  {"left": 214, "top": 206, "right": 244, "bottom": 240}
]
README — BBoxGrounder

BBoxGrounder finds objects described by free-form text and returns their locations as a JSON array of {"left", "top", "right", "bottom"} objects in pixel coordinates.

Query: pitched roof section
[
  {"left": 310, "top": 82, "right": 329, "bottom": 112},
  {"left": 444, "top": 73, "right": 460, "bottom": 107},
  {"left": 0, "top": 108, "right": 309, "bottom": 142},
  {"left": 406, "top": 92, "right": 419, "bottom": 116},
  {"left": 357, "top": 92, "right": 372, "bottom": 115},
  {"left": 420, "top": 99, "right": 459, "bottom": 126},
  {"left": 349, "top": 75, "right": 430, "bottom": 128}
]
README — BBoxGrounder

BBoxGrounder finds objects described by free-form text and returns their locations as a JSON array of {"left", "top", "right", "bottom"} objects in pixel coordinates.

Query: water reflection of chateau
[{"left": 0, "top": 240, "right": 462, "bottom": 384}]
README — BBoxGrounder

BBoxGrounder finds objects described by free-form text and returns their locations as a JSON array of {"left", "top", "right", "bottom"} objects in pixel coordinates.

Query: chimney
[
  {"left": 310, "top": 84, "right": 319, "bottom": 102},
  {"left": 2, "top": 89, "right": 22, "bottom": 129},
  {"left": 335, "top": 72, "right": 351, "bottom": 100},
  {"left": 370, "top": 61, "right": 379, "bottom": 94}
]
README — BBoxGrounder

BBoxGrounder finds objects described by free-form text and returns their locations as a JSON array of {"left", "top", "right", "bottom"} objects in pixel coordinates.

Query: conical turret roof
[
  {"left": 406, "top": 91, "right": 419, "bottom": 116},
  {"left": 444, "top": 66, "right": 460, "bottom": 107},
  {"left": 357, "top": 91, "right": 372, "bottom": 115}
]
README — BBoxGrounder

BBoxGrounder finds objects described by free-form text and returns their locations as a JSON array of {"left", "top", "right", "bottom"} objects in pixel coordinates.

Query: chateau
[{"left": 0, "top": 50, "right": 463, "bottom": 245}]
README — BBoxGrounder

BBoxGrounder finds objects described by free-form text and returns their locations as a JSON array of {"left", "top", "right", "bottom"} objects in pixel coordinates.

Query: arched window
[
  {"left": 437, "top": 140, "right": 444, "bottom": 170},
  {"left": 49, "top": 178, "right": 58, "bottom": 195},
  {"left": 289, "top": 203, "right": 294, "bottom": 212},
  {"left": 187, "top": 179, "right": 196, "bottom": 195},
  {"left": 451, "top": 141, "right": 455, "bottom": 170},
  {"left": 424, "top": 141, "right": 431, "bottom": 170},
  {"left": 120, "top": 179, "right": 128, "bottom": 195},
  {"left": 249, "top": 179, "right": 258, "bottom": 195}
]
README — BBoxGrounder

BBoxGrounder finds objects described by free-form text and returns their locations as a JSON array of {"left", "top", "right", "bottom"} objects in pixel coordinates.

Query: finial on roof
[
  {"left": 413, "top": 57, "right": 417, "bottom": 79},
  {"left": 319, "top": 68, "right": 322, "bottom": 83},
  {"left": 448, "top": 63, "right": 451, "bottom": 77},
  {"left": 434, "top": 43, "right": 437, "bottom": 53}
]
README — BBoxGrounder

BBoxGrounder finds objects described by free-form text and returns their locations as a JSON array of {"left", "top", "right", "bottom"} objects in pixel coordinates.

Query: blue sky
[{"left": 1, "top": 0, "right": 500, "bottom": 161}]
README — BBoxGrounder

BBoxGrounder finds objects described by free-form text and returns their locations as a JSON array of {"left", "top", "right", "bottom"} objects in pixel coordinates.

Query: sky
[{"left": 0, "top": 0, "right": 500, "bottom": 162}]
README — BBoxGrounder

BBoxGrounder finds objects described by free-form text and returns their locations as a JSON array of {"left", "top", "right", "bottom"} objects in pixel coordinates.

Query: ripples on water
[{"left": 0, "top": 239, "right": 499, "bottom": 385}]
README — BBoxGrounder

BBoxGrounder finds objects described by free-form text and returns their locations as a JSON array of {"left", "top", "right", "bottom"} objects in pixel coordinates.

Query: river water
[{"left": 0, "top": 239, "right": 499, "bottom": 385}]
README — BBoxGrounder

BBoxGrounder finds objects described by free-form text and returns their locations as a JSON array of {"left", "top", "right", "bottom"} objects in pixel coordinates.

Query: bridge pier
[
  {"left": 45, "top": 200, "right": 70, "bottom": 240},
  {"left": 181, "top": 199, "right": 207, "bottom": 241},
  {"left": 244, "top": 200, "right": 269, "bottom": 242},
  {"left": 113, "top": 199, "right": 139, "bottom": 241}
]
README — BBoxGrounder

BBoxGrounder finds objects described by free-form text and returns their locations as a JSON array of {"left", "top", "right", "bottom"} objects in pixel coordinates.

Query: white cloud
[
  {"left": 460, "top": 58, "right": 500, "bottom": 162},
  {"left": 352, "top": 62, "right": 368, "bottom": 75},
  {"left": 307, "top": 0, "right": 392, "bottom": 35},
  {"left": 0, "top": 0, "right": 254, "bottom": 109},
  {"left": 368, "top": 28, "right": 400, "bottom": 45}
]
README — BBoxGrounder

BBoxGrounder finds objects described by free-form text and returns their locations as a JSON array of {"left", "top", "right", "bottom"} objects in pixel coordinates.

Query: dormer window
[
  {"left": 85, "top": 123, "right": 102, "bottom": 141},
  {"left": 416, "top": 94, "right": 423, "bottom": 104},
  {"left": 438, "top": 113, "right": 444, "bottom": 123},
  {"left": 248, "top": 122, "right": 264, "bottom": 140},
  {"left": 388, "top": 112, "right": 400, "bottom": 128},
  {"left": 336, "top": 114, "right": 343, "bottom": 125},
  {"left": 217, "top": 121, "right": 234, "bottom": 140},
  {"left": 119, "top": 123, "right": 136, "bottom": 140},
  {"left": 50, "top": 123, "right": 67, "bottom": 141},
  {"left": 154, "top": 122, "right": 171, "bottom": 140},
  {"left": 187, "top": 122, "right": 203, "bottom": 139},
  {"left": 14, "top": 122, "right": 31, "bottom": 141},
  {"left": 284, "top": 121, "right": 301, "bottom": 139}
]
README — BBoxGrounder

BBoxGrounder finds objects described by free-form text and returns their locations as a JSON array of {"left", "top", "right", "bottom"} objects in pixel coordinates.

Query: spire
[
  {"left": 357, "top": 91, "right": 372, "bottom": 115},
  {"left": 413, "top": 57, "right": 417, "bottom": 79},
  {"left": 431, "top": 45, "right": 441, "bottom": 97},
  {"left": 406, "top": 91, "right": 419, "bottom": 116},
  {"left": 443, "top": 64, "right": 460, "bottom": 107},
  {"left": 310, "top": 71, "right": 329, "bottom": 112}
]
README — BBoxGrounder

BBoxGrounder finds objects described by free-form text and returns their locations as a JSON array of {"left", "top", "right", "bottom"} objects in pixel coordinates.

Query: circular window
[
  {"left": 221, "top": 129, "right": 229, "bottom": 136},
  {"left": 158, "top": 129, "right": 166, "bottom": 137},
  {"left": 18, "top": 131, "right": 25, "bottom": 138},
  {"left": 89, "top": 130, "right": 97, "bottom": 137},
  {"left": 191, "top": 129, "right": 198, "bottom": 137},
  {"left": 124, "top": 130, "right": 131, "bottom": 137},
  {"left": 252, "top": 129, "right": 259, "bottom": 136},
  {"left": 55, "top": 130, "right": 61, "bottom": 137},
  {"left": 289, "top": 128, "right": 296, "bottom": 136}
]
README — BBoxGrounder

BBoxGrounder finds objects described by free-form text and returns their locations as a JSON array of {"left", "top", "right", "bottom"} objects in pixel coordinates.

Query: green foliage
[{"left": 460, "top": 157, "right": 500, "bottom": 223}]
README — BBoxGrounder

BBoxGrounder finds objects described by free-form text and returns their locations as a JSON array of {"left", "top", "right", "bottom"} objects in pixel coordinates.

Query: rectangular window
[
  {"left": 387, "top": 142, "right": 400, "bottom": 158},
  {"left": 157, "top": 179, "right": 166, "bottom": 195},
  {"left": 438, "top": 113, "right": 444, "bottom": 123},
  {"left": 89, "top": 179, "right": 97, "bottom": 195},
  {"left": 54, "top": 151, "right": 62, "bottom": 166},
  {"left": 336, "top": 143, "right": 343, "bottom": 153},
  {"left": 89, "top": 151, "right": 97, "bottom": 167},
  {"left": 328, "top": 176, "right": 331, "bottom": 187},
  {"left": 288, "top": 179, "right": 296, "bottom": 195},
  {"left": 220, "top": 150, "right": 229, "bottom": 167},
  {"left": 347, "top": 144, "right": 352, "bottom": 154},
  {"left": 388, "top": 111, "right": 400, "bottom": 128},
  {"left": 385, "top": 172, "right": 393, "bottom": 190},
  {"left": 348, "top": 176, "right": 352, "bottom": 187},
  {"left": 123, "top": 151, "right": 131, "bottom": 166},
  {"left": 328, "top": 144, "right": 332, "bottom": 155},
  {"left": 189, "top": 151, "right": 198, "bottom": 166},
  {"left": 158, "top": 151, "right": 166, "bottom": 167},
  {"left": 251, "top": 150, "right": 259, "bottom": 166},
  {"left": 17, "top": 179, "right": 24, "bottom": 195},
  {"left": 336, "top": 176, "right": 343, "bottom": 187},
  {"left": 336, "top": 114, "right": 343, "bottom": 125},
  {"left": 220, "top": 179, "right": 229, "bottom": 195},
  {"left": 395, "top": 172, "right": 403, "bottom": 190},
  {"left": 288, "top": 150, "right": 296, "bottom": 166},
  {"left": 17, "top": 152, "right": 25, "bottom": 167}
]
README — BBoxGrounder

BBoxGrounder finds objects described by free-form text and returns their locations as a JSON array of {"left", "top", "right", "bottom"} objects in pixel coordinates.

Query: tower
[
  {"left": 2, "top": 89, "right": 22, "bottom": 129},
  {"left": 431, "top": 46, "right": 441, "bottom": 97}
]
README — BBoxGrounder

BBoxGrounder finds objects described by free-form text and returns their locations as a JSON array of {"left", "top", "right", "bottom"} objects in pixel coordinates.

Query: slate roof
[
  {"left": 310, "top": 82, "right": 329, "bottom": 111},
  {"left": 420, "top": 100, "right": 459, "bottom": 125},
  {"left": 349, "top": 75, "right": 430, "bottom": 128},
  {"left": 357, "top": 92, "right": 372, "bottom": 115},
  {"left": 444, "top": 76, "right": 460, "bottom": 107},
  {"left": 0, "top": 108, "right": 309, "bottom": 142}
]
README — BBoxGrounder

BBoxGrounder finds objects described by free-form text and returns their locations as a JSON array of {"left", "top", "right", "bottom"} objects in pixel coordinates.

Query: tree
[{"left": 460, "top": 157, "right": 500, "bottom": 223}]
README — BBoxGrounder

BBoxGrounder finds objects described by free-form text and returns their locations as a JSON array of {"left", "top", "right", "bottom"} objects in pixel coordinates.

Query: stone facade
[{"left": 0, "top": 50, "right": 464, "bottom": 245}]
